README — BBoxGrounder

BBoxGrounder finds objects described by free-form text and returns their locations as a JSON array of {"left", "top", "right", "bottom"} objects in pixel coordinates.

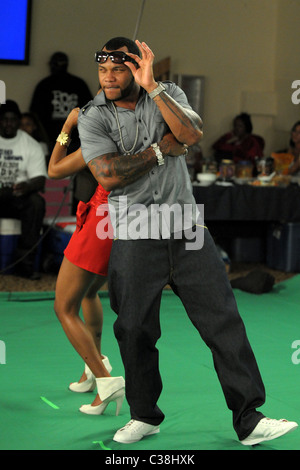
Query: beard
[{"left": 105, "top": 75, "right": 135, "bottom": 102}]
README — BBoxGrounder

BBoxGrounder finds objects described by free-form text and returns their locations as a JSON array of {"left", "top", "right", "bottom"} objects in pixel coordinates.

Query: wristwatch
[
  {"left": 151, "top": 143, "right": 165, "bottom": 166},
  {"left": 148, "top": 82, "right": 166, "bottom": 100}
]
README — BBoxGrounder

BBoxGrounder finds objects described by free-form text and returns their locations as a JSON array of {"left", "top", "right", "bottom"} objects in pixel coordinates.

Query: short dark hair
[
  {"left": 50, "top": 51, "right": 68, "bottom": 67},
  {"left": 49, "top": 52, "right": 68, "bottom": 73},
  {"left": 0, "top": 99, "right": 21, "bottom": 119},
  {"left": 101, "top": 37, "right": 141, "bottom": 57}
]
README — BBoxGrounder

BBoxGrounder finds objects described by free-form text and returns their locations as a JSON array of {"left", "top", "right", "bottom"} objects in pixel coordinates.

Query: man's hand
[
  {"left": 126, "top": 40, "right": 203, "bottom": 147},
  {"left": 13, "top": 181, "right": 29, "bottom": 197},
  {"left": 124, "top": 40, "right": 158, "bottom": 94},
  {"left": 159, "top": 133, "right": 188, "bottom": 157},
  {"left": 13, "top": 176, "right": 45, "bottom": 197}
]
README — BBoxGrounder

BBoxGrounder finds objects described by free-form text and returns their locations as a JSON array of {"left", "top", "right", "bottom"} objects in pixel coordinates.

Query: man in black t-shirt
[
  {"left": 30, "top": 52, "right": 93, "bottom": 152},
  {"left": 30, "top": 52, "right": 94, "bottom": 212}
]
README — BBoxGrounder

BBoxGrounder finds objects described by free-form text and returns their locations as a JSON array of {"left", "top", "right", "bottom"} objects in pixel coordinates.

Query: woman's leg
[
  {"left": 74, "top": 275, "right": 109, "bottom": 390},
  {"left": 78, "top": 275, "right": 111, "bottom": 406},
  {"left": 81, "top": 275, "right": 107, "bottom": 360},
  {"left": 54, "top": 257, "right": 110, "bottom": 383}
]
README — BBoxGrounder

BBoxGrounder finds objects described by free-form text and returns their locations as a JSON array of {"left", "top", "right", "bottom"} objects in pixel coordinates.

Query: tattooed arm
[
  {"left": 125, "top": 40, "right": 203, "bottom": 146},
  {"left": 151, "top": 93, "right": 203, "bottom": 146},
  {"left": 88, "top": 133, "right": 185, "bottom": 191}
]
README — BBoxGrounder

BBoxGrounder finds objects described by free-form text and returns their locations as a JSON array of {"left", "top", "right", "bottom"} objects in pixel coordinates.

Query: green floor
[{"left": 0, "top": 278, "right": 300, "bottom": 451}]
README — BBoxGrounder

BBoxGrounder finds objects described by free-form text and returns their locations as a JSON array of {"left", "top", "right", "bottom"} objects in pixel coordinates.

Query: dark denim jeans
[{"left": 109, "top": 228, "right": 265, "bottom": 440}]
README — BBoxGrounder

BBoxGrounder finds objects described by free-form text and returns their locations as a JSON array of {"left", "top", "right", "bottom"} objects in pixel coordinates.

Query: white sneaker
[
  {"left": 240, "top": 417, "right": 298, "bottom": 446},
  {"left": 113, "top": 419, "right": 160, "bottom": 444}
]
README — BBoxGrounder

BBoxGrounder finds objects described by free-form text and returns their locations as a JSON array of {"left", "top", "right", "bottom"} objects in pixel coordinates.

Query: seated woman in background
[
  {"left": 271, "top": 121, "right": 300, "bottom": 175},
  {"left": 212, "top": 112, "right": 264, "bottom": 165}
]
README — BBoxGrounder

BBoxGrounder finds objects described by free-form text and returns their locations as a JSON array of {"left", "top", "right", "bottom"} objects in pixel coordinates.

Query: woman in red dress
[{"left": 48, "top": 108, "right": 124, "bottom": 415}]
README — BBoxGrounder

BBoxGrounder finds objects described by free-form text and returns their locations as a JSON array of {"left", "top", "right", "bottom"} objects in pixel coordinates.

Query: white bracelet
[
  {"left": 148, "top": 82, "right": 166, "bottom": 100},
  {"left": 151, "top": 143, "right": 165, "bottom": 166}
]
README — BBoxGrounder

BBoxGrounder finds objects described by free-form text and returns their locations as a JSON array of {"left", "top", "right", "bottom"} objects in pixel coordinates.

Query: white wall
[
  {"left": 273, "top": 0, "right": 300, "bottom": 151},
  {"left": 1, "top": 0, "right": 298, "bottom": 157}
]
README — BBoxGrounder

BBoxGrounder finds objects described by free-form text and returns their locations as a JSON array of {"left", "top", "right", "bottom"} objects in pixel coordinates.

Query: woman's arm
[
  {"left": 48, "top": 146, "right": 86, "bottom": 179},
  {"left": 48, "top": 108, "right": 86, "bottom": 179}
]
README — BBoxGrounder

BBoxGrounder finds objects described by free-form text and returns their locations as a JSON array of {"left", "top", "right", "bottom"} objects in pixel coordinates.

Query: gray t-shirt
[{"left": 78, "top": 82, "right": 203, "bottom": 240}]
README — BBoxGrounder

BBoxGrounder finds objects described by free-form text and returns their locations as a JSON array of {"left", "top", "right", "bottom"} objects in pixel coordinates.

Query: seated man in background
[{"left": 0, "top": 100, "right": 47, "bottom": 279}]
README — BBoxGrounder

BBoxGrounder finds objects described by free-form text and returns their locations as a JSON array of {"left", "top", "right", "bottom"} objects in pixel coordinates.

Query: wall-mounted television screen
[{"left": 0, "top": 0, "right": 32, "bottom": 65}]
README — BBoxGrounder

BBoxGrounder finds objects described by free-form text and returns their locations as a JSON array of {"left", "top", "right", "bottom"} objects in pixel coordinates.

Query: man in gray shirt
[{"left": 78, "top": 36, "right": 297, "bottom": 447}]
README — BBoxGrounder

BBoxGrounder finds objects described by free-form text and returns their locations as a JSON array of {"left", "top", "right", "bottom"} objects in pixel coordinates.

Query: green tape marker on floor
[
  {"left": 93, "top": 441, "right": 111, "bottom": 450},
  {"left": 40, "top": 396, "right": 60, "bottom": 410}
]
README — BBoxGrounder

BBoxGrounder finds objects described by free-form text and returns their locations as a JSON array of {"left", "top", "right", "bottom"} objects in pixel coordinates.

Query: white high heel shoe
[
  {"left": 79, "top": 376, "right": 125, "bottom": 416},
  {"left": 68, "top": 356, "right": 112, "bottom": 393}
]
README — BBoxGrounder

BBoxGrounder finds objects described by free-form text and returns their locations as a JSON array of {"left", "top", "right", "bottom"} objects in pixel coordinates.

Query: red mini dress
[{"left": 64, "top": 184, "right": 113, "bottom": 276}]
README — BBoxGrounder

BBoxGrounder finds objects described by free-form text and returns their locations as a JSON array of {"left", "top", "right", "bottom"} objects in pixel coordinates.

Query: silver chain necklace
[{"left": 111, "top": 102, "right": 139, "bottom": 155}]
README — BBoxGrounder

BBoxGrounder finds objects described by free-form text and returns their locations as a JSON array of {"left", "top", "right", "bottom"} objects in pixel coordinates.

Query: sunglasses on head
[{"left": 95, "top": 50, "right": 138, "bottom": 66}]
